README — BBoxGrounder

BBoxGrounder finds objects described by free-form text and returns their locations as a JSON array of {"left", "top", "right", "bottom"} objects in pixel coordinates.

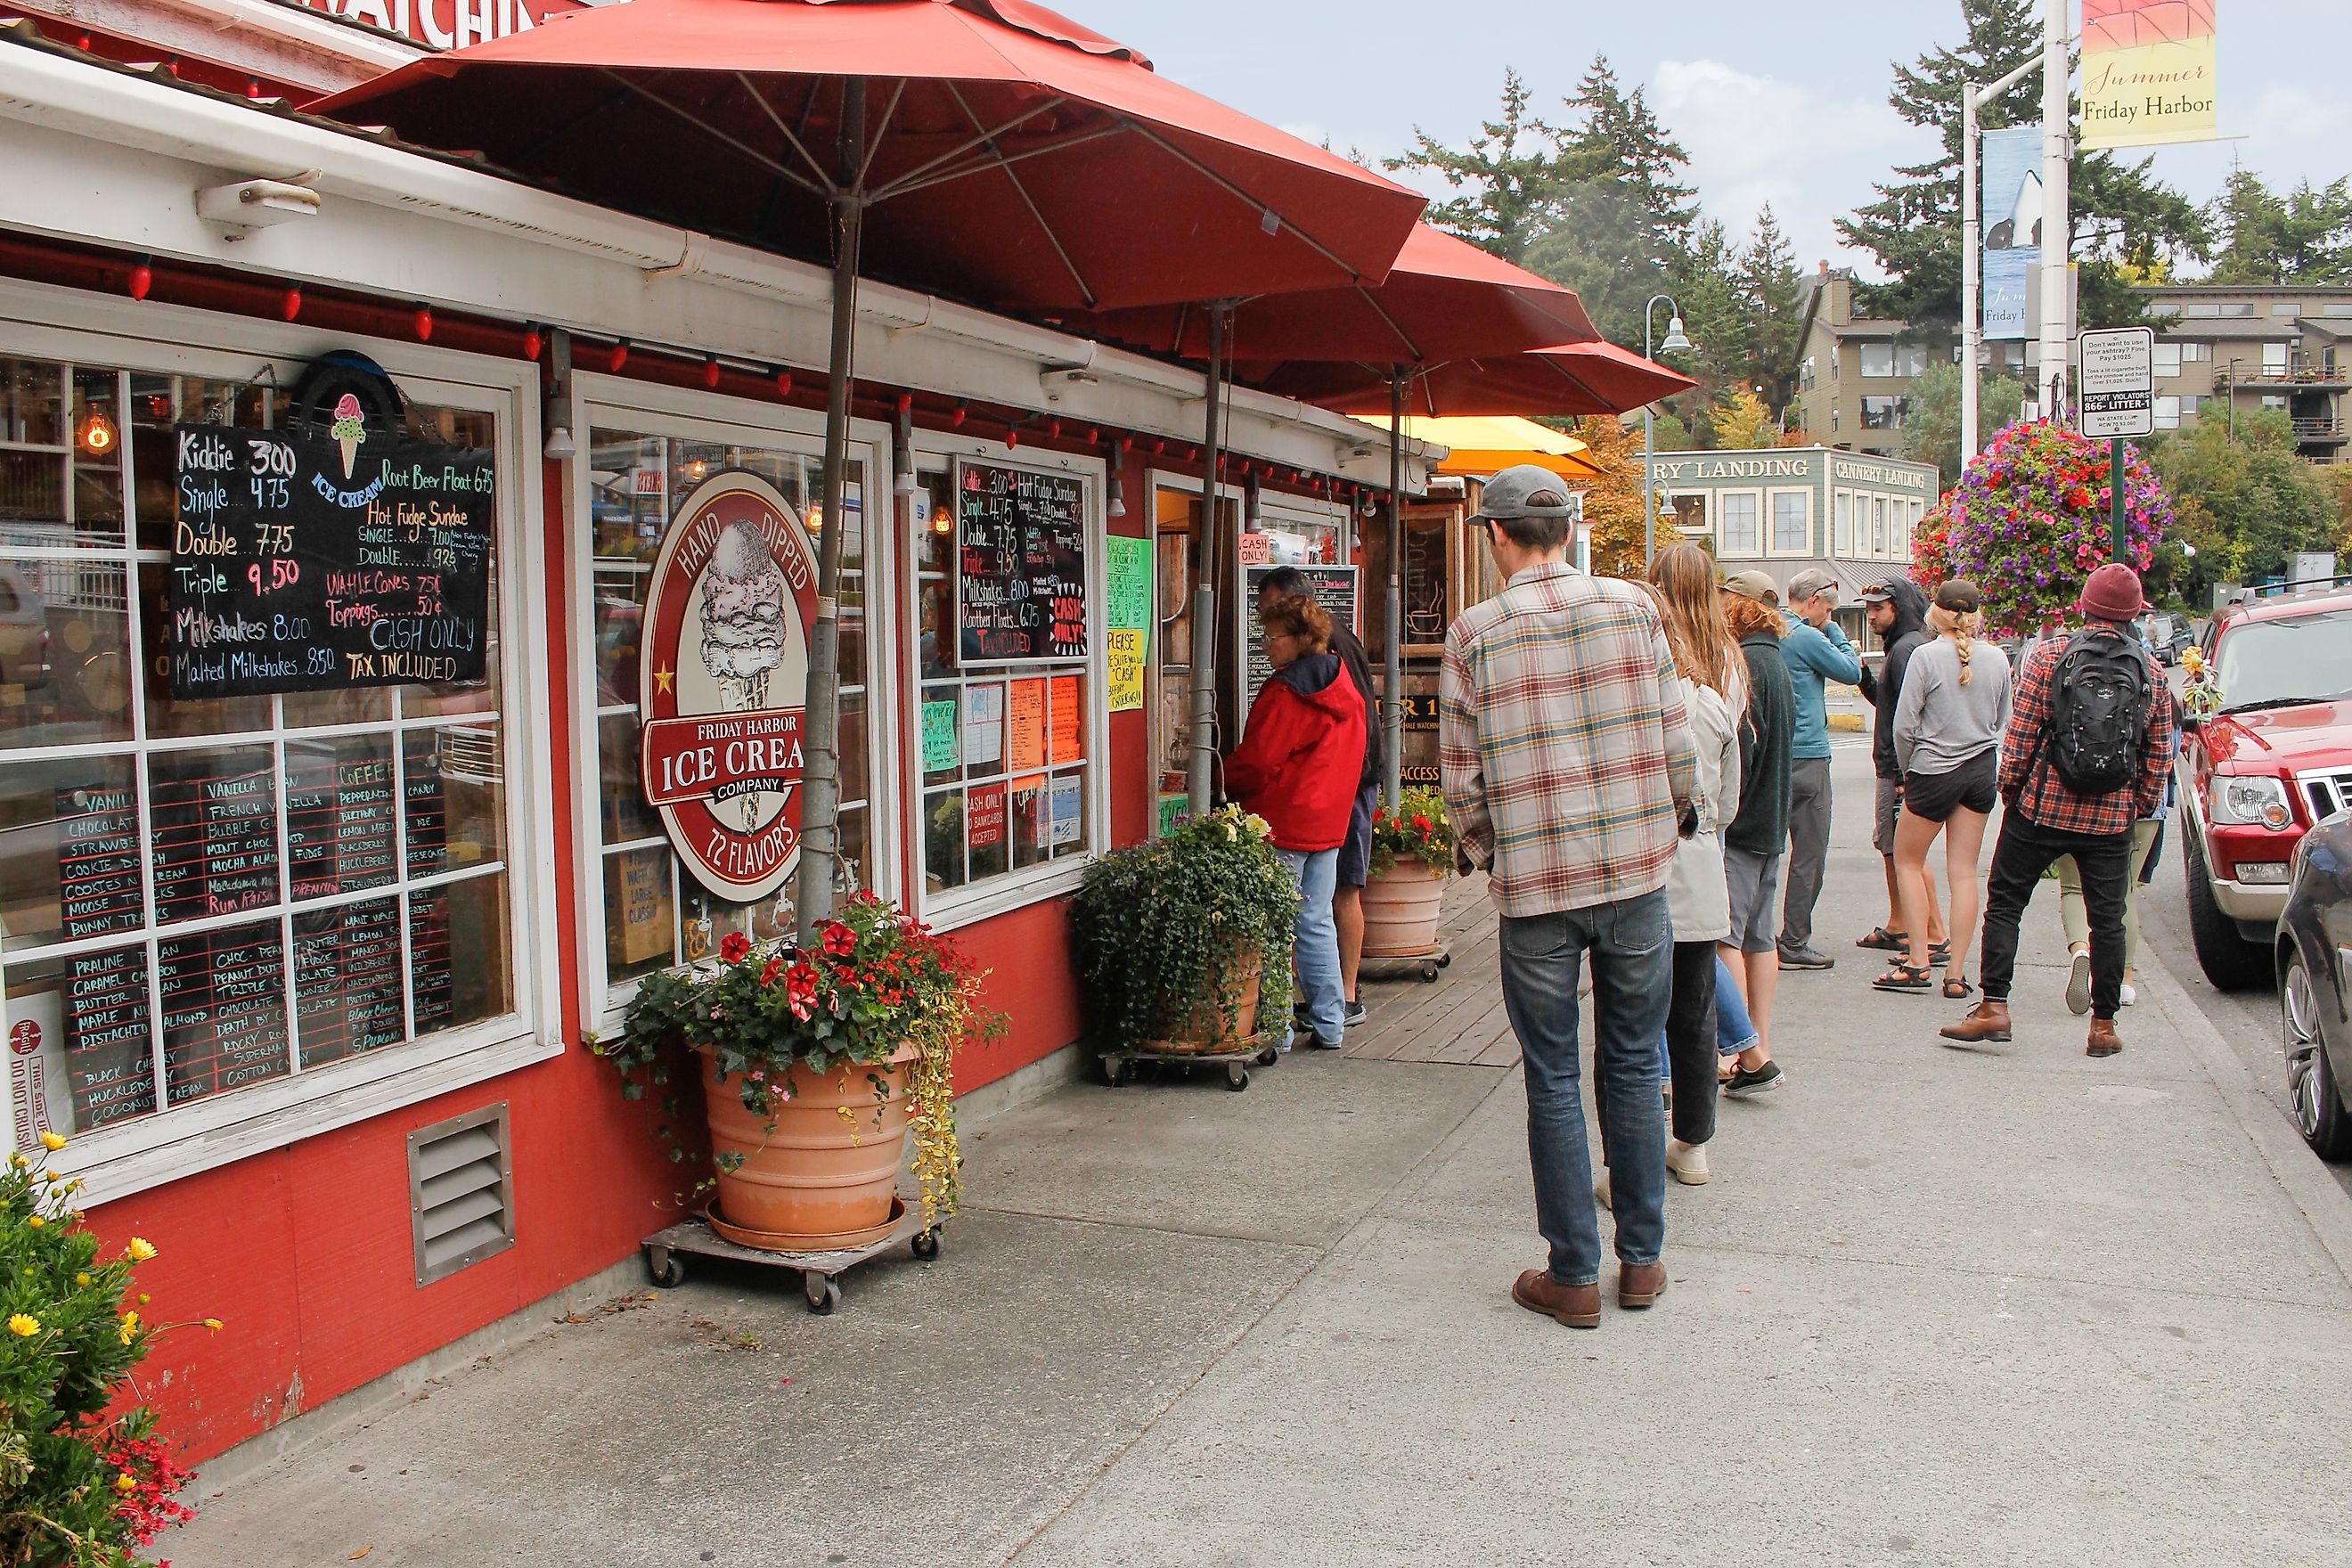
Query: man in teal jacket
[{"left": 1776, "top": 568, "right": 1862, "bottom": 970}]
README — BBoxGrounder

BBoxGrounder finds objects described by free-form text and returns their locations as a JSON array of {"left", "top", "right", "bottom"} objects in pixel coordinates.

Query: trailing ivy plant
[{"left": 1073, "top": 805, "right": 1299, "bottom": 1050}]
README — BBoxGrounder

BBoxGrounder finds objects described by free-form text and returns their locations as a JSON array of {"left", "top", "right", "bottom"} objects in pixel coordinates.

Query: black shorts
[
  {"left": 1902, "top": 750, "right": 1997, "bottom": 822},
  {"left": 1336, "top": 783, "right": 1377, "bottom": 886}
]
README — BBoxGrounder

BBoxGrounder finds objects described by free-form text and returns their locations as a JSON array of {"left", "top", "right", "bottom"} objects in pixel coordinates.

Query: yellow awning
[{"left": 1360, "top": 414, "right": 1602, "bottom": 480}]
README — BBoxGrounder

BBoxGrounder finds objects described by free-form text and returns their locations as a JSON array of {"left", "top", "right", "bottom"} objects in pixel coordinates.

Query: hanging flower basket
[{"left": 1937, "top": 419, "right": 2173, "bottom": 639}]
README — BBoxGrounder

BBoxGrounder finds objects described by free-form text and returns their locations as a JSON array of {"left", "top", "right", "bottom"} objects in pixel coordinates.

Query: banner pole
[{"left": 2110, "top": 437, "right": 2127, "bottom": 562}]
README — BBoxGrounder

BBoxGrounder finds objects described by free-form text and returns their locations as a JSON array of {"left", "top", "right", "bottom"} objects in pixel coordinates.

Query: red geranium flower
[
  {"left": 821, "top": 921, "right": 858, "bottom": 959},
  {"left": 719, "top": 931, "right": 751, "bottom": 965}
]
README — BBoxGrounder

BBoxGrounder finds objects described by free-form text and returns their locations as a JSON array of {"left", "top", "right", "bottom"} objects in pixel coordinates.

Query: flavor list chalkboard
[
  {"left": 957, "top": 461, "right": 1087, "bottom": 660},
  {"left": 404, "top": 731, "right": 449, "bottom": 878},
  {"left": 160, "top": 923, "right": 288, "bottom": 1105},
  {"left": 285, "top": 741, "right": 397, "bottom": 901},
  {"left": 168, "top": 423, "right": 494, "bottom": 698},
  {"left": 63, "top": 946, "right": 155, "bottom": 1130},
  {"left": 296, "top": 899, "right": 405, "bottom": 1067},
  {"left": 55, "top": 785, "right": 143, "bottom": 941},
  {"left": 150, "top": 754, "right": 279, "bottom": 925},
  {"left": 411, "top": 890, "right": 454, "bottom": 1033}
]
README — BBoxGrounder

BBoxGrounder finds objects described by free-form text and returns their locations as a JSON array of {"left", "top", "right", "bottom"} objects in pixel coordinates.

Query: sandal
[
  {"left": 1942, "top": 976, "right": 1976, "bottom": 1000},
  {"left": 1872, "top": 962, "right": 1934, "bottom": 992},
  {"left": 1929, "top": 941, "right": 1953, "bottom": 964},
  {"left": 1857, "top": 926, "right": 1910, "bottom": 951}
]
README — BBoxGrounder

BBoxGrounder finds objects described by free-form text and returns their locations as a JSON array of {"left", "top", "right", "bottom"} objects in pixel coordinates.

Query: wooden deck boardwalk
[{"left": 1343, "top": 874, "right": 1522, "bottom": 1069}]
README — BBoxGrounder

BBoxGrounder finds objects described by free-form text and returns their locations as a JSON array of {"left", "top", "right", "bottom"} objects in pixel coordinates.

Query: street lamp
[{"left": 1643, "top": 294, "right": 1695, "bottom": 575}]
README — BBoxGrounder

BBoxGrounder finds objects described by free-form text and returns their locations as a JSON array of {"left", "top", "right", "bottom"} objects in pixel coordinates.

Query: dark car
[{"left": 2280, "top": 806, "right": 2352, "bottom": 1160}]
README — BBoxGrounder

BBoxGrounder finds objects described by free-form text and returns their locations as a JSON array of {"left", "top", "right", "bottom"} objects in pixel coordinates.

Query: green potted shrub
[
  {"left": 1074, "top": 804, "right": 1298, "bottom": 1058},
  {"left": 596, "top": 893, "right": 1000, "bottom": 1250},
  {"left": 1360, "top": 786, "right": 1457, "bottom": 958}
]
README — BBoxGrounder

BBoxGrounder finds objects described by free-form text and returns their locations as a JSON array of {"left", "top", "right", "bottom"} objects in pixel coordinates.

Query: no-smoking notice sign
[{"left": 2079, "top": 326, "right": 2156, "bottom": 439}]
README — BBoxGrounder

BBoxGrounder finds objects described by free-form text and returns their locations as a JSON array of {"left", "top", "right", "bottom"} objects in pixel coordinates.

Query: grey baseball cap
[
  {"left": 1467, "top": 464, "right": 1579, "bottom": 522},
  {"left": 1786, "top": 568, "right": 1840, "bottom": 605}
]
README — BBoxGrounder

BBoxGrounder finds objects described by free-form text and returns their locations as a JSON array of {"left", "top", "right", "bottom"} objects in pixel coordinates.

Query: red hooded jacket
[{"left": 1224, "top": 650, "right": 1368, "bottom": 852}]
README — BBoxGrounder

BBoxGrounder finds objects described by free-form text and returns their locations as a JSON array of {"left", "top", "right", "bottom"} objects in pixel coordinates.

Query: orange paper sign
[
  {"left": 1007, "top": 679, "right": 1046, "bottom": 772},
  {"left": 1049, "top": 674, "right": 1083, "bottom": 764}
]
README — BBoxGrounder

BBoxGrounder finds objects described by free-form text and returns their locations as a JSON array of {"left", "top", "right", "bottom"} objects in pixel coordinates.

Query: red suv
[{"left": 2179, "top": 584, "right": 2352, "bottom": 990}]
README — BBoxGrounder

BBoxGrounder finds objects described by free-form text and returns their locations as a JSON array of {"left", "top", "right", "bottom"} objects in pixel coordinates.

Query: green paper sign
[
  {"left": 1107, "top": 535, "right": 1152, "bottom": 632},
  {"left": 922, "top": 698, "right": 960, "bottom": 772}
]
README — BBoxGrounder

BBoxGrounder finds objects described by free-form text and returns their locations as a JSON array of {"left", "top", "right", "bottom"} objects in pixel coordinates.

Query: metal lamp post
[{"left": 1641, "top": 295, "right": 1694, "bottom": 576}]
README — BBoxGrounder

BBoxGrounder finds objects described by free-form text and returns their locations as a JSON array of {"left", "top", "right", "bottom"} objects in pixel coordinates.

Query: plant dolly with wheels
[
  {"left": 1098, "top": 1033, "right": 1279, "bottom": 1092},
  {"left": 1359, "top": 942, "right": 1452, "bottom": 985},
  {"left": 641, "top": 1200, "right": 943, "bottom": 1316}
]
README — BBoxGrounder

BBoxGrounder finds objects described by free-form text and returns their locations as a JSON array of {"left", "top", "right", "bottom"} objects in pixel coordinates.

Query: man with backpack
[{"left": 1941, "top": 564, "right": 2177, "bottom": 1057}]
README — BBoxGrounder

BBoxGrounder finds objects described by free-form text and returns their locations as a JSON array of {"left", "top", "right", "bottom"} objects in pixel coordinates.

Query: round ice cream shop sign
[{"left": 638, "top": 472, "right": 819, "bottom": 902}]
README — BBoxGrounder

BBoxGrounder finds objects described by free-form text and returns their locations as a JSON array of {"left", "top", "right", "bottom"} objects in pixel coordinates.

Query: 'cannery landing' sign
[
  {"left": 167, "top": 418, "right": 492, "bottom": 697},
  {"left": 638, "top": 471, "right": 819, "bottom": 903}
]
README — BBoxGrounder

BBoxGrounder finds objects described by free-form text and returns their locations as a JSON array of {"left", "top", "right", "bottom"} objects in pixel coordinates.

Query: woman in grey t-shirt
[{"left": 1876, "top": 579, "right": 2012, "bottom": 998}]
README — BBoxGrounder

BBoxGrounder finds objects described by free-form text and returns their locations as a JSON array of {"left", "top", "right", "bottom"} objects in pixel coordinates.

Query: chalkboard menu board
[
  {"left": 55, "top": 784, "right": 143, "bottom": 941},
  {"left": 956, "top": 461, "right": 1087, "bottom": 661},
  {"left": 296, "top": 899, "right": 405, "bottom": 1067},
  {"left": 150, "top": 752, "right": 280, "bottom": 925},
  {"left": 1241, "top": 564, "right": 1360, "bottom": 711},
  {"left": 285, "top": 739, "right": 398, "bottom": 901},
  {"left": 63, "top": 945, "right": 155, "bottom": 1130},
  {"left": 160, "top": 922, "right": 288, "bottom": 1105},
  {"left": 167, "top": 423, "right": 494, "bottom": 698}
]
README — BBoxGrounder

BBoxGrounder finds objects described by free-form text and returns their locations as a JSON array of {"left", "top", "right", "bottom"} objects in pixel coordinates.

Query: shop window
[
  {"left": 918, "top": 453, "right": 1095, "bottom": 907},
  {"left": 1833, "top": 490, "right": 1853, "bottom": 557},
  {"left": 588, "top": 426, "right": 871, "bottom": 988},
  {"left": 1718, "top": 493, "right": 1760, "bottom": 556},
  {"left": 1662, "top": 492, "right": 1709, "bottom": 535},
  {"left": 1770, "top": 491, "right": 1809, "bottom": 554},
  {"left": 0, "top": 355, "right": 519, "bottom": 1145}
]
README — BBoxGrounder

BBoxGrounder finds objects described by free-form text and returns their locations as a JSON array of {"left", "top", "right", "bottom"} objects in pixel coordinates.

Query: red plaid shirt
[{"left": 1999, "top": 630, "right": 2176, "bottom": 837}]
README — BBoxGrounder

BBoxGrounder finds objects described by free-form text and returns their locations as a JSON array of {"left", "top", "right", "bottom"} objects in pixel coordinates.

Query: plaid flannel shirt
[
  {"left": 1439, "top": 564, "right": 1697, "bottom": 918},
  {"left": 1999, "top": 630, "right": 2177, "bottom": 837}
]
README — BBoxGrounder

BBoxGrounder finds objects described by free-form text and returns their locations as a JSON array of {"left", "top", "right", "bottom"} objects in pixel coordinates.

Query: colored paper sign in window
[
  {"left": 963, "top": 684, "right": 1005, "bottom": 767},
  {"left": 1049, "top": 674, "right": 1083, "bottom": 764},
  {"left": 1049, "top": 776, "right": 1084, "bottom": 846},
  {"left": 1107, "top": 627, "right": 1146, "bottom": 714},
  {"left": 1007, "top": 680, "right": 1046, "bottom": 772},
  {"left": 967, "top": 780, "right": 1008, "bottom": 850},
  {"left": 921, "top": 698, "right": 960, "bottom": 773}
]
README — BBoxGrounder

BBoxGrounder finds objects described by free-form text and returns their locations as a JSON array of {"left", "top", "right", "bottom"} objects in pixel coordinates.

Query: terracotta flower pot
[
  {"left": 1142, "top": 944, "right": 1262, "bottom": 1056},
  {"left": 697, "top": 1041, "right": 918, "bottom": 1251},
  {"left": 1360, "top": 863, "right": 1448, "bottom": 957}
]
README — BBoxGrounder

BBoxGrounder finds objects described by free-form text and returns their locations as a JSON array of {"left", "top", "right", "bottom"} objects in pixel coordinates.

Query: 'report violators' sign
[
  {"left": 637, "top": 471, "right": 819, "bottom": 903},
  {"left": 2081, "top": 0, "right": 2219, "bottom": 150}
]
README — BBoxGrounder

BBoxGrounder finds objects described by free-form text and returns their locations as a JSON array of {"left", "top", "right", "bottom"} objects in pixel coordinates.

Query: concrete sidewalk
[{"left": 170, "top": 744, "right": 2352, "bottom": 1567}]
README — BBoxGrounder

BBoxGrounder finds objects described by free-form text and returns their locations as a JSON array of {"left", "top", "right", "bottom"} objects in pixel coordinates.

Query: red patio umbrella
[
  {"left": 1255, "top": 338, "right": 1695, "bottom": 419},
  {"left": 318, "top": 0, "right": 1427, "bottom": 933}
]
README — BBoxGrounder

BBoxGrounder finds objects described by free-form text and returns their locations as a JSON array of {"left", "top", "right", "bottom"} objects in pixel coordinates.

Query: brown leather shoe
[
  {"left": 1617, "top": 1261, "right": 1668, "bottom": 1310},
  {"left": 1512, "top": 1269, "right": 1600, "bottom": 1328},
  {"left": 2087, "top": 1017, "right": 2122, "bottom": 1058},
  {"left": 1939, "top": 999, "right": 2013, "bottom": 1043}
]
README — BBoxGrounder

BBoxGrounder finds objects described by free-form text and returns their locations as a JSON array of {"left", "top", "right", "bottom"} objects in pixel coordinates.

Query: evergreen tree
[
  {"left": 2205, "top": 169, "right": 2352, "bottom": 283},
  {"left": 1837, "top": 0, "right": 2205, "bottom": 344},
  {"left": 2148, "top": 411, "right": 2338, "bottom": 588},
  {"left": 1738, "top": 206, "right": 1806, "bottom": 417},
  {"left": 1385, "top": 69, "right": 1568, "bottom": 265},
  {"left": 1903, "top": 359, "right": 2030, "bottom": 488},
  {"left": 1559, "top": 55, "right": 1698, "bottom": 260},
  {"left": 1663, "top": 217, "right": 1748, "bottom": 441}
]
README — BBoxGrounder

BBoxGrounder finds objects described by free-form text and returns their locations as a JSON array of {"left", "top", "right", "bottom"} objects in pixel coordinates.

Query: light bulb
[
  {"left": 805, "top": 503, "right": 824, "bottom": 532},
  {"left": 930, "top": 506, "right": 952, "bottom": 535},
  {"left": 79, "top": 409, "right": 115, "bottom": 455}
]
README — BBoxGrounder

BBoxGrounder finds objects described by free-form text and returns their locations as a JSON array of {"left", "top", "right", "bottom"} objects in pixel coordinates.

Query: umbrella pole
[
  {"left": 1184, "top": 305, "right": 1229, "bottom": 816},
  {"left": 1383, "top": 370, "right": 1404, "bottom": 813},
  {"left": 796, "top": 76, "right": 867, "bottom": 943}
]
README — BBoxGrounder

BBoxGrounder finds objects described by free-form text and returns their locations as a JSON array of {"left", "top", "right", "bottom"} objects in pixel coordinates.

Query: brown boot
[
  {"left": 1512, "top": 1269, "right": 1600, "bottom": 1328},
  {"left": 1617, "top": 1261, "right": 1668, "bottom": 1310},
  {"left": 1940, "top": 999, "right": 2013, "bottom": 1043},
  {"left": 2087, "top": 1017, "right": 2122, "bottom": 1058}
]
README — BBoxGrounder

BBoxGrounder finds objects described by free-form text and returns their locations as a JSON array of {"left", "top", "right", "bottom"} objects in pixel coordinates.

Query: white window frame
[
  {"left": 2153, "top": 343, "right": 2183, "bottom": 378},
  {"left": 1859, "top": 342, "right": 1897, "bottom": 379},
  {"left": 1716, "top": 489, "right": 1763, "bottom": 557},
  {"left": 1765, "top": 487, "right": 1812, "bottom": 558},
  {"left": 902, "top": 434, "right": 1107, "bottom": 933},
  {"left": 566, "top": 376, "right": 897, "bottom": 1030},
  {"left": 2262, "top": 341, "right": 2291, "bottom": 377},
  {"left": 1255, "top": 494, "right": 1352, "bottom": 567},
  {"left": 0, "top": 286, "right": 557, "bottom": 1205},
  {"left": 1832, "top": 489, "right": 1855, "bottom": 557},
  {"left": 2154, "top": 395, "right": 2181, "bottom": 430}
]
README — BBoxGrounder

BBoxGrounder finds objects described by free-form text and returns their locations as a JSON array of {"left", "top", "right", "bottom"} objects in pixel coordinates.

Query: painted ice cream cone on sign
[
  {"left": 330, "top": 394, "right": 366, "bottom": 479},
  {"left": 699, "top": 519, "right": 790, "bottom": 829}
]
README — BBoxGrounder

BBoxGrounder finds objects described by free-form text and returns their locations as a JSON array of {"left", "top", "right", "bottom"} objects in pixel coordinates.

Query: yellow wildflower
[
  {"left": 25, "top": 1217, "right": 42, "bottom": 1230},
  {"left": 204, "top": 1318, "right": 224, "bottom": 1331},
  {"left": 37, "top": 1130, "right": 65, "bottom": 1152},
  {"left": 137, "top": 1293, "right": 150, "bottom": 1305},
  {"left": 124, "top": 1237, "right": 156, "bottom": 1262},
  {"left": 114, "top": 1472, "right": 136, "bottom": 1494},
  {"left": 118, "top": 1311, "right": 137, "bottom": 1346},
  {"left": 7, "top": 1313, "right": 38, "bottom": 1336},
  {"left": 7, "top": 1153, "right": 25, "bottom": 1170},
  {"left": 72, "top": 1273, "right": 90, "bottom": 1287}
]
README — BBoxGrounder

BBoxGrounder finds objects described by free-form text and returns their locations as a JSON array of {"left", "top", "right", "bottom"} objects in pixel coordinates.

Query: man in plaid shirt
[
  {"left": 1440, "top": 467, "right": 1695, "bottom": 1330},
  {"left": 1944, "top": 563, "right": 2176, "bottom": 1056}
]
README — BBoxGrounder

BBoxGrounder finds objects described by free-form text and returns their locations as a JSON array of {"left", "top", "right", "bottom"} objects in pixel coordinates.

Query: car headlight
[{"left": 2209, "top": 774, "right": 2293, "bottom": 829}]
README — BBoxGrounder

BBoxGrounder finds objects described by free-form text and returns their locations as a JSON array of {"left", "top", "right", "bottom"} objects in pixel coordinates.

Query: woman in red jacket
[{"left": 1226, "top": 592, "right": 1368, "bottom": 1050}]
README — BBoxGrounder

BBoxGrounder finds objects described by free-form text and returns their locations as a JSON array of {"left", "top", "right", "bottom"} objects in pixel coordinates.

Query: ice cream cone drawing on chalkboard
[{"left": 330, "top": 394, "right": 365, "bottom": 478}]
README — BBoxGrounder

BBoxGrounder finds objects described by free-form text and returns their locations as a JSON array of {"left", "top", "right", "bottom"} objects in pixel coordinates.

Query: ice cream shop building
[{"left": 0, "top": 0, "right": 1438, "bottom": 1466}]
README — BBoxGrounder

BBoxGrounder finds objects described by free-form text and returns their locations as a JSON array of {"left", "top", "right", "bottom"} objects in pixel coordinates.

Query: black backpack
[{"left": 2043, "top": 629, "right": 2153, "bottom": 795}]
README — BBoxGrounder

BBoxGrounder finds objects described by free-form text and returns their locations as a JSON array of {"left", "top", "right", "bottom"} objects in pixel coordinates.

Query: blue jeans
[
  {"left": 1278, "top": 847, "right": 1344, "bottom": 1048},
  {"left": 1714, "top": 955, "right": 1759, "bottom": 1057},
  {"left": 1497, "top": 889, "right": 1671, "bottom": 1286}
]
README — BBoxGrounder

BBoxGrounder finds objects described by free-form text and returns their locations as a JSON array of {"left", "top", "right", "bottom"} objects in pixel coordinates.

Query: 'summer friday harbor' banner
[{"left": 2080, "top": 0, "right": 2217, "bottom": 150}]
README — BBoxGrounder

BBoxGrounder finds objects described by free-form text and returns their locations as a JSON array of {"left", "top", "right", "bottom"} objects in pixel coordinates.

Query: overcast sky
[{"left": 1068, "top": 0, "right": 2348, "bottom": 278}]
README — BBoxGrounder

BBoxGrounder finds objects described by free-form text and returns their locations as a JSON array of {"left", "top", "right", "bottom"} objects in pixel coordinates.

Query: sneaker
[
  {"left": 1666, "top": 1139, "right": 1711, "bottom": 1185},
  {"left": 1777, "top": 944, "right": 1835, "bottom": 971},
  {"left": 1307, "top": 1034, "right": 1345, "bottom": 1051},
  {"left": 1723, "top": 1061, "right": 1784, "bottom": 1098},
  {"left": 1343, "top": 998, "right": 1368, "bottom": 1027},
  {"left": 2065, "top": 951, "right": 2093, "bottom": 1016},
  {"left": 2119, "top": 982, "right": 2138, "bottom": 1008}
]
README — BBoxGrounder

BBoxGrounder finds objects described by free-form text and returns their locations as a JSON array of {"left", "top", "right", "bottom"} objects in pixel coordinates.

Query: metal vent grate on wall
[{"left": 407, "top": 1104, "right": 515, "bottom": 1287}]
